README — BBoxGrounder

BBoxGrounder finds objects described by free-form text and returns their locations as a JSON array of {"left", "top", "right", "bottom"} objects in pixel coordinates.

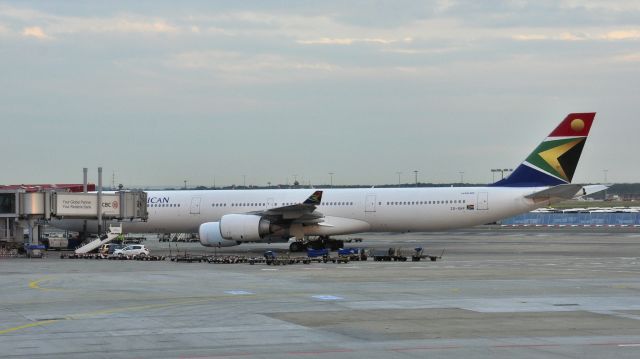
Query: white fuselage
[{"left": 53, "top": 186, "right": 546, "bottom": 235}]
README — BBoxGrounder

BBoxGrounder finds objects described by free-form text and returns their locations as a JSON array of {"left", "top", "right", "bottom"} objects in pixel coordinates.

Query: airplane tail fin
[
  {"left": 303, "top": 190, "right": 323, "bottom": 205},
  {"left": 493, "top": 112, "right": 596, "bottom": 187}
]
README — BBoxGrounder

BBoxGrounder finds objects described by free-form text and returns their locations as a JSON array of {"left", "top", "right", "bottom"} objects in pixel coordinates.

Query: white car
[{"left": 112, "top": 245, "right": 149, "bottom": 257}]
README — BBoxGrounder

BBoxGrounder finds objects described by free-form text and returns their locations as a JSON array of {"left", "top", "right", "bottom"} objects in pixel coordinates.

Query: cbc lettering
[{"left": 101, "top": 200, "right": 120, "bottom": 209}]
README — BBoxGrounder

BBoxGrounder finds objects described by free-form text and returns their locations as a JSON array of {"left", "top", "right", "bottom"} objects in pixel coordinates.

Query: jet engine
[
  {"left": 219, "top": 214, "right": 272, "bottom": 241},
  {"left": 199, "top": 222, "right": 240, "bottom": 247}
]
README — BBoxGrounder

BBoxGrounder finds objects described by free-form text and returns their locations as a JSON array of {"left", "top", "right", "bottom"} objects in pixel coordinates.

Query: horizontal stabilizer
[
  {"left": 577, "top": 184, "right": 608, "bottom": 197},
  {"left": 526, "top": 184, "right": 584, "bottom": 201}
]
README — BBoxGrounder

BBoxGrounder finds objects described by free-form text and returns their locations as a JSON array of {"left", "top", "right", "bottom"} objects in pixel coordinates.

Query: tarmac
[{"left": 2, "top": 228, "right": 640, "bottom": 358}]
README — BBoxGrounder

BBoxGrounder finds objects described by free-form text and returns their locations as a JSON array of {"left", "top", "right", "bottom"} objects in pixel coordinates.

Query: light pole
[
  {"left": 413, "top": 170, "right": 418, "bottom": 186},
  {"left": 459, "top": 171, "right": 464, "bottom": 184},
  {"left": 396, "top": 172, "right": 402, "bottom": 186},
  {"left": 243, "top": 175, "right": 246, "bottom": 188},
  {"left": 328, "top": 172, "right": 334, "bottom": 188},
  {"left": 183, "top": 180, "right": 187, "bottom": 189}
]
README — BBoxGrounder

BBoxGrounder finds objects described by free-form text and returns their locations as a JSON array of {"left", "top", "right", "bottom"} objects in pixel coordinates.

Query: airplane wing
[{"left": 249, "top": 190, "right": 324, "bottom": 222}]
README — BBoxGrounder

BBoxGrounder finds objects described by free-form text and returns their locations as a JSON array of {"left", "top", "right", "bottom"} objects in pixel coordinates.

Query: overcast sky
[{"left": 1, "top": 1, "right": 638, "bottom": 188}]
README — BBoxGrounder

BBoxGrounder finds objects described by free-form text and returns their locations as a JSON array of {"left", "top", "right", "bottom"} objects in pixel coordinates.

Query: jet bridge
[{"left": 0, "top": 189, "right": 148, "bottom": 250}]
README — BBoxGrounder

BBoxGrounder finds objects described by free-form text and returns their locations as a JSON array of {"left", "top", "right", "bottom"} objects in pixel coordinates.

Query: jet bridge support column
[
  {"left": 82, "top": 167, "right": 88, "bottom": 241},
  {"left": 26, "top": 219, "right": 38, "bottom": 245},
  {"left": 3, "top": 218, "right": 9, "bottom": 239},
  {"left": 97, "top": 167, "right": 103, "bottom": 235}
]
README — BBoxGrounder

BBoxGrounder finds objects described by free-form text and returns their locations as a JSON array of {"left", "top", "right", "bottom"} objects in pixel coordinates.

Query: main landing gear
[{"left": 288, "top": 236, "right": 345, "bottom": 252}]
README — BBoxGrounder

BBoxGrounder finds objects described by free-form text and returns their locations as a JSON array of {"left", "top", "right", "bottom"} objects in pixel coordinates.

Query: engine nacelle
[
  {"left": 219, "top": 214, "right": 271, "bottom": 241},
  {"left": 199, "top": 222, "right": 240, "bottom": 247}
]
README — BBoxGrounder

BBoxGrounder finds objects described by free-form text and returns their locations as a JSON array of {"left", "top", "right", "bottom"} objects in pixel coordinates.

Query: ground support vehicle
[
  {"left": 207, "top": 255, "right": 248, "bottom": 264},
  {"left": 25, "top": 244, "right": 45, "bottom": 258},
  {"left": 123, "top": 236, "right": 146, "bottom": 244},
  {"left": 338, "top": 248, "right": 368, "bottom": 261},
  {"left": 411, "top": 247, "right": 444, "bottom": 262},
  {"left": 261, "top": 251, "right": 304, "bottom": 265},
  {"left": 373, "top": 248, "right": 408, "bottom": 261},
  {"left": 170, "top": 253, "right": 206, "bottom": 263}
]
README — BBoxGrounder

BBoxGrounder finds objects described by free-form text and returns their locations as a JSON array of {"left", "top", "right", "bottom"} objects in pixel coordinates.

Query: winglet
[{"left": 303, "top": 190, "right": 323, "bottom": 205}]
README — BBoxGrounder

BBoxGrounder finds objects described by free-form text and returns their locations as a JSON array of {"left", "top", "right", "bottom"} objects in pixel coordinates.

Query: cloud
[
  {"left": 558, "top": 32, "right": 585, "bottom": 41},
  {"left": 297, "top": 37, "right": 412, "bottom": 45},
  {"left": 22, "top": 26, "right": 50, "bottom": 39},
  {"left": 511, "top": 32, "right": 586, "bottom": 41},
  {"left": 0, "top": 5, "right": 50, "bottom": 22},
  {"left": 511, "top": 34, "right": 549, "bottom": 41},
  {"left": 613, "top": 53, "right": 640, "bottom": 62},
  {"left": 43, "top": 16, "right": 179, "bottom": 36},
  {"left": 559, "top": 0, "right": 640, "bottom": 12},
  {"left": 164, "top": 50, "right": 337, "bottom": 84},
  {"left": 603, "top": 30, "right": 640, "bottom": 40},
  {"left": 512, "top": 29, "right": 640, "bottom": 41},
  {"left": 1, "top": 5, "right": 179, "bottom": 38},
  {"left": 381, "top": 46, "right": 462, "bottom": 55}
]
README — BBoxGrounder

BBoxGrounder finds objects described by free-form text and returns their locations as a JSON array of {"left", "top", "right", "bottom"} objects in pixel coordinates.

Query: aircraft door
[
  {"left": 365, "top": 194, "right": 376, "bottom": 212},
  {"left": 477, "top": 192, "right": 488, "bottom": 210},
  {"left": 190, "top": 197, "right": 201, "bottom": 214},
  {"left": 267, "top": 198, "right": 275, "bottom": 208}
]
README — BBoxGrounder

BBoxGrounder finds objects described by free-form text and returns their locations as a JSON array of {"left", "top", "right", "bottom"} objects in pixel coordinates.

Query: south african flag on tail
[{"left": 493, "top": 113, "right": 596, "bottom": 187}]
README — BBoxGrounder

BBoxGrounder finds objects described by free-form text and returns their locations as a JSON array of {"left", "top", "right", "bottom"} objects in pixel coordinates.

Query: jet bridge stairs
[{"left": 74, "top": 225, "right": 123, "bottom": 254}]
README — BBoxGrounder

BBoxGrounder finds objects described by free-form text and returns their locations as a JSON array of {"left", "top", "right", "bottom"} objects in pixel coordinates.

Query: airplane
[{"left": 53, "top": 112, "right": 600, "bottom": 251}]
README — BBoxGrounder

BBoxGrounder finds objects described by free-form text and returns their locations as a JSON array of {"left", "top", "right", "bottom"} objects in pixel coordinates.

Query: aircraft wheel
[{"left": 289, "top": 241, "right": 304, "bottom": 252}]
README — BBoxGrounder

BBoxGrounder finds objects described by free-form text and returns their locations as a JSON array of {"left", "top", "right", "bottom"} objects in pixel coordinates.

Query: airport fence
[{"left": 501, "top": 212, "right": 640, "bottom": 226}]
